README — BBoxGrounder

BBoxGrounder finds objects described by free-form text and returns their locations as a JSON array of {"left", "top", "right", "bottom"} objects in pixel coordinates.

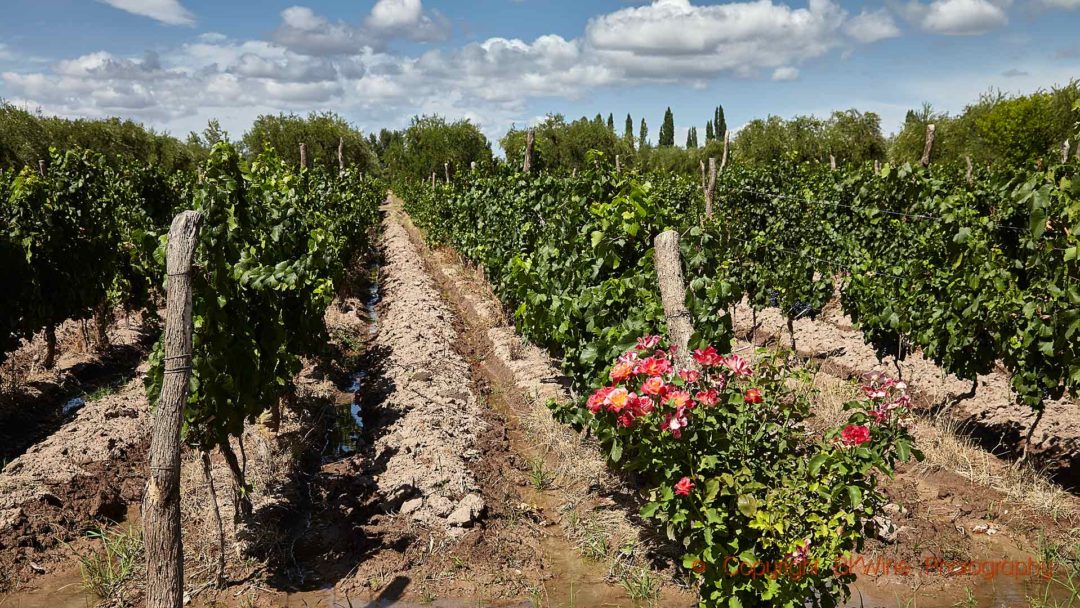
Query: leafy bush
[{"left": 569, "top": 336, "right": 920, "bottom": 607}]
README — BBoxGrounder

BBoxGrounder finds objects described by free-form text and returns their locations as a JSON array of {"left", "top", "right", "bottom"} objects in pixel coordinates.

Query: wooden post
[
  {"left": 37, "top": 160, "right": 46, "bottom": 177},
  {"left": 699, "top": 160, "right": 706, "bottom": 190},
  {"left": 337, "top": 138, "right": 345, "bottom": 174},
  {"left": 524, "top": 130, "right": 535, "bottom": 174},
  {"left": 829, "top": 155, "right": 837, "bottom": 171},
  {"left": 965, "top": 156, "right": 974, "bottom": 184},
  {"left": 431, "top": 172, "right": 436, "bottom": 188},
  {"left": 1063, "top": 140, "right": 1071, "bottom": 164},
  {"left": 444, "top": 162, "right": 450, "bottom": 184},
  {"left": 470, "top": 161, "right": 477, "bottom": 172},
  {"left": 615, "top": 155, "right": 621, "bottom": 173},
  {"left": 145, "top": 211, "right": 202, "bottom": 608},
  {"left": 705, "top": 158, "right": 717, "bottom": 219},
  {"left": 874, "top": 159, "right": 881, "bottom": 174},
  {"left": 299, "top": 143, "right": 307, "bottom": 170},
  {"left": 720, "top": 130, "right": 730, "bottom": 171},
  {"left": 920, "top": 124, "right": 936, "bottom": 167},
  {"left": 654, "top": 230, "right": 695, "bottom": 369}
]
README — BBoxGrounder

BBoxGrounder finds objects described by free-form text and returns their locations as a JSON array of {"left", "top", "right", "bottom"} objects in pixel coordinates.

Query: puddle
[{"left": 328, "top": 262, "right": 381, "bottom": 459}]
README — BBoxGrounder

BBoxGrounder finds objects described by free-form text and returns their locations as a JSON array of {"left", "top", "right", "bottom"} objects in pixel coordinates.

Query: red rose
[
  {"left": 743, "top": 388, "right": 763, "bottom": 404},
  {"left": 674, "top": 476, "right": 695, "bottom": 496},
  {"left": 841, "top": 424, "right": 871, "bottom": 446}
]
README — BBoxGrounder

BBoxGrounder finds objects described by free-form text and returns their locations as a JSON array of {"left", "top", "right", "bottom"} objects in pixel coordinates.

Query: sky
[{"left": 0, "top": 0, "right": 1077, "bottom": 146}]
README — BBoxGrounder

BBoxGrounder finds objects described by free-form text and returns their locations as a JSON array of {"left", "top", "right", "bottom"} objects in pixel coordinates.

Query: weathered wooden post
[
  {"left": 705, "top": 158, "right": 717, "bottom": 219},
  {"left": 145, "top": 211, "right": 202, "bottom": 608},
  {"left": 920, "top": 124, "right": 936, "bottom": 167},
  {"left": 654, "top": 230, "right": 695, "bottom": 369},
  {"left": 524, "top": 129, "right": 535, "bottom": 174},
  {"left": 615, "top": 154, "right": 621, "bottom": 174},
  {"left": 36, "top": 159, "right": 57, "bottom": 368},
  {"left": 444, "top": 162, "right": 450, "bottom": 184},
  {"left": 829, "top": 155, "right": 837, "bottom": 171},
  {"left": 299, "top": 143, "right": 307, "bottom": 170},
  {"left": 700, "top": 160, "right": 706, "bottom": 190},
  {"left": 430, "top": 172, "right": 436, "bottom": 188},
  {"left": 1063, "top": 140, "right": 1071, "bottom": 164},
  {"left": 965, "top": 156, "right": 974, "bottom": 184},
  {"left": 874, "top": 159, "right": 881, "bottom": 175},
  {"left": 337, "top": 137, "right": 345, "bottom": 174},
  {"left": 720, "top": 130, "right": 730, "bottom": 172},
  {"left": 470, "top": 161, "right": 477, "bottom": 172}
]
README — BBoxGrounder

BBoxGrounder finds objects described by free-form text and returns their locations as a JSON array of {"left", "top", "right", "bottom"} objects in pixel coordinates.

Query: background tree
[
  {"left": 639, "top": 118, "right": 650, "bottom": 149},
  {"left": 822, "top": 109, "right": 888, "bottom": 166},
  {"left": 686, "top": 127, "right": 699, "bottom": 149},
  {"left": 659, "top": 108, "right": 675, "bottom": 147},
  {"left": 625, "top": 114, "right": 635, "bottom": 150},
  {"left": 242, "top": 111, "right": 377, "bottom": 173},
  {"left": 714, "top": 105, "right": 728, "bottom": 140},
  {"left": 382, "top": 115, "right": 492, "bottom": 181},
  {"left": 501, "top": 113, "right": 632, "bottom": 172},
  {"left": 706, "top": 120, "right": 715, "bottom": 142},
  {"left": 607, "top": 113, "right": 615, "bottom": 132}
]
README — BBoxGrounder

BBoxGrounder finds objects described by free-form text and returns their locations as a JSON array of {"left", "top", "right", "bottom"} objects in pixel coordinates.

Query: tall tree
[
  {"left": 705, "top": 120, "right": 715, "bottom": 142},
  {"left": 639, "top": 118, "right": 649, "bottom": 149},
  {"left": 686, "top": 127, "right": 699, "bottom": 149},
  {"left": 714, "top": 106, "right": 727, "bottom": 140},
  {"left": 660, "top": 107, "right": 675, "bottom": 147},
  {"left": 594, "top": 113, "right": 604, "bottom": 125},
  {"left": 607, "top": 113, "right": 615, "bottom": 132},
  {"left": 624, "top": 114, "right": 635, "bottom": 150}
]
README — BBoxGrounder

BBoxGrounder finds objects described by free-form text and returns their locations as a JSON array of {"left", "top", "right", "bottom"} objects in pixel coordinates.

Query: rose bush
[{"left": 578, "top": 336, "right": 921, "bottom": 607}]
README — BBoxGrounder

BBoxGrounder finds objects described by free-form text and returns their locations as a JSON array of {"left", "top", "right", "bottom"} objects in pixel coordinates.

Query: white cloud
[
  {"left": 903, "top": 0, "right": 1009, "bottom": 35},
  {"left": 772, "top": 66, "right": 800, "bottom": 80},
  {"left": 843, "top": 9, "right": 901, "bottom": 43},
  {"left": 98, "top": 0, "right": 195, "bottom": 26},
  {"left": 584, "top": 0, "right": 847, "bottom": 78},
  {"left": 4, "top": 0, "right": 918, "bottom": 141}
]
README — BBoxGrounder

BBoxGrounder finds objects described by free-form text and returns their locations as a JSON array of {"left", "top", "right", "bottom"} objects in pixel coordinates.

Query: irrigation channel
[{"left": 0, "top": 199, "right": 1076, "bottom": 607}]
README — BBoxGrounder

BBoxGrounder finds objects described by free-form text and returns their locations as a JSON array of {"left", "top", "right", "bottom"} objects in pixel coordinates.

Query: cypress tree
[
  {"left": 705, "top": 120, "right": 715, "bottom": 142},
  {"left": 639, "top": 118, "right": 649, "bottom": 148},
  {"left": 624, "top": 114, "right": 635, "bottom": 150},
  {"left": 607, "top": 113, "right": 615, "bottom": 132},
  {"left": 660, "top": 107, "right": 675, "bottom": 147},
  {"left": 714, "top": 106, "right": 727, "bottom": 140},
  {"left": 595, "top": 113, "right": 604, "bottom": 125},
  {"left": 686, "top": 127, "right": 699, "bottom": 149}
]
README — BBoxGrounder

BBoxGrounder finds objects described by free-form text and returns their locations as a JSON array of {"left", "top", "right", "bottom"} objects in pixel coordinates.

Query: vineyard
[{"left": 0, "top": 126, "right": 1079, "bottom": 608}]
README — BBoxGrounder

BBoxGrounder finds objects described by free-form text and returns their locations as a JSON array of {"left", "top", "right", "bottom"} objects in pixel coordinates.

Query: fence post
[
  {"left": 1063, "top": 140, "right": 1071, "bottom": 164},
  {"left": 37, "top": 160, "right": 46, "bottom": 177},
  {"left": 444, "top": 162, "right": 450, "bottom": 184},
  {"left": 145, "top": 211, "right": 202, "bottom": 608},
  {"left": 705, "top": 158, "right": 717, "bottom": 219},
  {"left": 720, "top": 130, "right": 730, "bottom": 172},
  {"left": 965, "top": 156, "right": 974, "bottom": 184},
  {"left": 524, "top": 129, "right": 535, "bottom": 174},
  {"left": 299, "top": 143, "right": 307, "bottom": 171},
  {"left": 430, "top": 172, "right": 436, "bottom": 188},
  {"left": 654, "top": 230, "right": 695, "bottom": 369},
  {"left": 920, "top": 124, "right": 936, "bottom": 167},
  {"left": 471, "top": 161, "right": 477, "bottom": 172},
  {"left": 337, "top": 138, "right": 345, "bottom": 174},
  {"left": 615, "top": 154, "right": 621, "bottom": 174},
  {"left": 874, "top": 159, "right": 881, "bottom": 175},
  {"left": 829, "top": 155, "right": 837, "bottom": 171}
]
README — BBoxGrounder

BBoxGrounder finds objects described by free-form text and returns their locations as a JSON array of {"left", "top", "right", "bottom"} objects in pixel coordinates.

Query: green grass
[
  {"left": 77, "top": 524, "right": 143, "bottom": 604},
  {"left": 528, "top": 456, "right": 554, "bottom": 491}
]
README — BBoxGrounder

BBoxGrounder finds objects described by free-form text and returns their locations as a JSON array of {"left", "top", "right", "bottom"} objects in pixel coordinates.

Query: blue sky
[{"left": 0, "top": 0, "right": 1077, "bottom": 146}]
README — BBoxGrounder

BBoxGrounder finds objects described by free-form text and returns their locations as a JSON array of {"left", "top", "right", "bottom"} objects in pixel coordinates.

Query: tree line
[{"left": 3, "top": 79, "right": 1076, "bottom": 182}]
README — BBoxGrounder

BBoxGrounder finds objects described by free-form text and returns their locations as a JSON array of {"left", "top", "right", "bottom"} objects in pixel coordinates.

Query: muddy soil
[
  {"left": 0, "top": 370, "right": 150, "bottom": 592},
  {"left": 733, "top": 301, "right": 1080, "bottom": 489}
]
